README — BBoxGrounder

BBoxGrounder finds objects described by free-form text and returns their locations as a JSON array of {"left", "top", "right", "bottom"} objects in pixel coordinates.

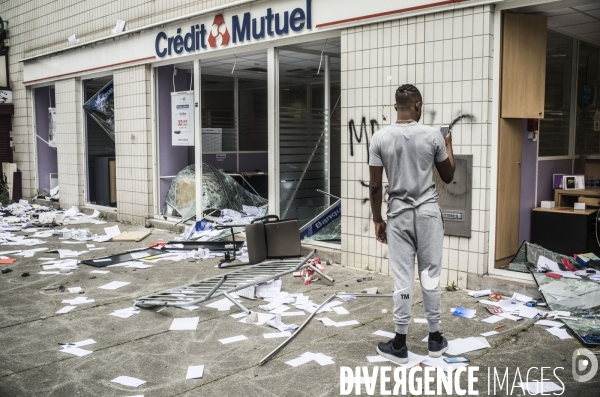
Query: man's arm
[
  {"left": 435, "top": 130, "right": 455, "bottom": 184},
  {"left": 369, "top": 165, "right": 387, "bottom": 244}
]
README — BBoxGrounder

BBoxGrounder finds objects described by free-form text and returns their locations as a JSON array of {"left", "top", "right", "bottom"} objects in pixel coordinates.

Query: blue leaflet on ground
[
  {"left": 453, "top": 306, "right": 476, "bottom": 319},
  {"left": 300, "top": 201, "right": 341, "bottom": 239}
]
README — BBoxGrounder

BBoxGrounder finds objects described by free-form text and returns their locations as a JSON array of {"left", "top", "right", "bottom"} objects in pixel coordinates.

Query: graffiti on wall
[{"left": 348, "top": 117, "right": 379, "bottom": 162}]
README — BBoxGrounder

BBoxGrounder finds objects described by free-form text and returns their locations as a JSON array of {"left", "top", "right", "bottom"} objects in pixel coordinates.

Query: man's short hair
[{"left": 395, "top": 84, "right": 422, "bottom": 108}]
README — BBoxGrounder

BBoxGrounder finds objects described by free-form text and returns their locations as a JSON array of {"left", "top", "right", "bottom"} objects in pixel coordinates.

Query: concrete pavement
[{"left": 0, "top": 220, "right": 598, "bottom": 396}]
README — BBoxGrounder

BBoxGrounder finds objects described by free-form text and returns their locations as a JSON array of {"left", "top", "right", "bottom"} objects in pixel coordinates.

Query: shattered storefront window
[
  {"left": 533, "top": 272, "right": 600, "bottom": 345},
  {"left": 508, "top": 241, "right": 576, "bottom": 273},
  {"left": 506, "top": 241, "right": 600, "bottom": 345},
  {"left": 165, "top": 163, "right": 268, "bottom": 221},
  {"left": 83, "top": 80, "right": 115, "bottom": 141}
]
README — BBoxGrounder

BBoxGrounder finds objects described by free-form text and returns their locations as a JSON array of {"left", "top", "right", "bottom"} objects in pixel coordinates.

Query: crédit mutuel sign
[{"left": 154, "top": 0, "right": 313, "bottom": 57}]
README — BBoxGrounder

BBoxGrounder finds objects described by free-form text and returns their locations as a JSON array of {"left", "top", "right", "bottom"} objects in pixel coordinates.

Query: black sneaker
[
  {"left": 428, "top": 334, "right": 448, "bottom": 358},
  {"left": 376, "top": 340, "right": 409, "bottom": 364}
]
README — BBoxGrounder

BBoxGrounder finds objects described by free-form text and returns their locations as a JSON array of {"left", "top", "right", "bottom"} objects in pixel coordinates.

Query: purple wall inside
[
  {"left": 536, "top": 159, "right": 573, "bottom": 203},
  {"left": 157, "top": 65, "right": 193, "bottom": 209},
  {"left": 519, "top": 121, "right": 537, "bottom": 245},
  {"left": 202, "top": 154, "right": 236, "bottom": 172},
  {"left": 240, "top": 153, "right": 268, "bottom": 173},
  {"left": 35, "top": 86, "right": 58, "bottom": 191}
]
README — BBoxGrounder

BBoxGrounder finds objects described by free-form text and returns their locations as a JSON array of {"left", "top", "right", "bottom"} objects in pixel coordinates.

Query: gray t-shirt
[{"left": 368, "top": 122, "right": 448, "bottom": 216}]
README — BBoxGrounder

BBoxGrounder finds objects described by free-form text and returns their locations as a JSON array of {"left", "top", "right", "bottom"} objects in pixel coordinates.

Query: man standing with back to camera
[{"left": 368, "top": 84, "right": 455, "bottom": 364}]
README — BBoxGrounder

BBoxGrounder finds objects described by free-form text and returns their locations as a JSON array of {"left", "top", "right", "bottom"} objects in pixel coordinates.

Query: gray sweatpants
[{"left": 387, "top": 202, "right": 443, "bottom": 334}]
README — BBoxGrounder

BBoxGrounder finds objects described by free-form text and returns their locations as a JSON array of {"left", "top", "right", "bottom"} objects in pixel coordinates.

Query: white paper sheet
[
  {"left": 535, "top": 320, "right": 564, "bottom": 328},
  {"left": 302, "top": 352, "right": 335, "bottom": 366},
  {"left": 285, "top": 355, "right": 313, "bottom": 367},
  {"left": 169, "top": 317, "right": 199, "bottom": 330},
  {"left": 399, "top": 351, "right": 427, "bottom": 368},
  {"left": 67, "top": 287, "right": 82, "bottom": 293},
  {"left": 367, "top": 355, "right": 391, "bottom": 363},
  {"left": 104, "top": 225, "right": 121, "bottom": 237},
  {"left": 373, "top": 330, "right": 395, "bottom": 338},
  {"left": 537, "top": 256, "right": 561, "bottom": 272},
  {"left": 219, "top": 335, "right": 248, "bottom": 344},
  {"left": 446, "top": 337, "right": 489, "bottom": 355},
  {"left": 62, "top": 297, "right": 94, "bottom": 305},
  {"left": 111, "top": 376, "right": 146, "bottom": 388},
  {"left": 468, "top": 289, "right": 491, "bottom": 298},
  {"left": 332, "top": 306, "right": 349, "bottom": 315},
  {"left": 280, "top": 311, "right": 306, "bottom": 317},
  {"left": 71, "top": 339, "right": 96, "bottom": 348},
  {"left": 90, "top": 270, "right": 110, "bottom": 274},
  {"left": 239, "top": 313, "right": 275, "bottom": 326},
  {"left": 186, "top": 365, "right": 204, "bottom": 380},
  {"left": 98, "top": 281, "right": 131, "bottom": 290},
  {"left": 512, "top": 292, "right": 534, "bottom": 302},
  {"left": 498, "top": 313, "right": 522, "bottom": 321},
  {"left": 56, "top": 306, "right": 76, "bottom": 314},
  {"left": 518, "top": 382, "right": 563, "bottom": 394},
  {"left": 518, "top": 305, "right": 542, "bottom": 319},
  {"left": 60, "top": 347, "right": 93, "bottom": 357},
  {"left": 545, "top": 327, "right": 573, "bottom": 340},
  {"left": 481, "top": 331, "right": 499, "bottom": 337},
  {"left": 110, "top": 307, "right": 141, "bottom": 318}
]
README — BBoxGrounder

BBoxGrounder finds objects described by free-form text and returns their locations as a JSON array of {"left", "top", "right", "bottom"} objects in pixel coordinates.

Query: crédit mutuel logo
[
  {"left": 155, "top": 0, "right": 312, "bottom": 57},
  {"left": 339, "top": 350, "right": 598, "bottom": 396}
]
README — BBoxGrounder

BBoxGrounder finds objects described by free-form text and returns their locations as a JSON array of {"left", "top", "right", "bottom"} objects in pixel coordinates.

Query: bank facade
[{"left": 3, "top": 0, "right": 599, "bottom": 289}]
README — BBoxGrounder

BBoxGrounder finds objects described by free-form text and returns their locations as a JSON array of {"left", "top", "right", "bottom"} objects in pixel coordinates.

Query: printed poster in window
[
  {"left": 48, "top": 107, "right": 57, "bottom": 148},
  {"left": 171, "top": 91, "right": 195, "bottom": 146}
]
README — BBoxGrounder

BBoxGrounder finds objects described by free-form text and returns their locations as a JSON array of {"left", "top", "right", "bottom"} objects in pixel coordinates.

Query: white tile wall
[
  {"left": 341, "top": 6, "right": 495, "bottom": 283},
  {"left": 55, "top": 79, "right": 84, "bottom": 208},
  {"left": 113, "top": 65, "right": 153, "bottom": 224}
]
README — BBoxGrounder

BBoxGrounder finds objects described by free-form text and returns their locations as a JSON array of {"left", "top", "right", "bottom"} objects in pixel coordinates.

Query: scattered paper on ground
[
  {"left": 56, "top": 306, "right": 76, "bottom": 314},
  {"left": 98, "top": 281, "right": 131, "bottom": 290},
  {"left": 169, "top": 317, "right": 199, "bottom": 331},
  {"left": 219, "top": 335, "right": 248, "bottom": 344},
  {"left": 373, "top": 330, "right": 395, "bottom": 338},
  {"left": 186, "top": 365, "right": 204, "bottom": 380},
  {"left": 111, "top": 376, "right": 146, "bottom": 388}
]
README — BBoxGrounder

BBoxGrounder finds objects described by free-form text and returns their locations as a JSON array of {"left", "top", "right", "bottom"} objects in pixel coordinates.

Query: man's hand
[
  {"left": 444, "top": 130, "right": 452, "bottom": 147},
  {"left": 374, "top": 220, "right": 387, "bottom": 244},
  {"left": 436, "top": 130, "right": 455, "bottom": 184}
]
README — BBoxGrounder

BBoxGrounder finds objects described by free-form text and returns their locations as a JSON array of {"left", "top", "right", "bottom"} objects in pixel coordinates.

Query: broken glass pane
[
  {"left": 532, "top": 271, "right": 600, "bottom": 345},
  {"left": 83, "top": 80, "right": 115, "bottom": 141},
  {"left": 507, "top": 241, "right": 576, "bottom": 273},
  {"left": 165, "top": 163, "right": 268, "bottom": 222},
  {"left": 301, "top": 200, "right": 341, "bottom": 244}
]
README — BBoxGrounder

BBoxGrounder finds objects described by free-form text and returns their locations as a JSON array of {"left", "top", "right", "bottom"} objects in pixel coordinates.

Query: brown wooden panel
[
  {"left": 495, "top": 118, "right": 523, "bottom": 265},
  {"left": 501, "top": 13, "right": 547, "bottom": 119},
  {"left": 109, "top": 159, "right": 117, "bottom": 204}
]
